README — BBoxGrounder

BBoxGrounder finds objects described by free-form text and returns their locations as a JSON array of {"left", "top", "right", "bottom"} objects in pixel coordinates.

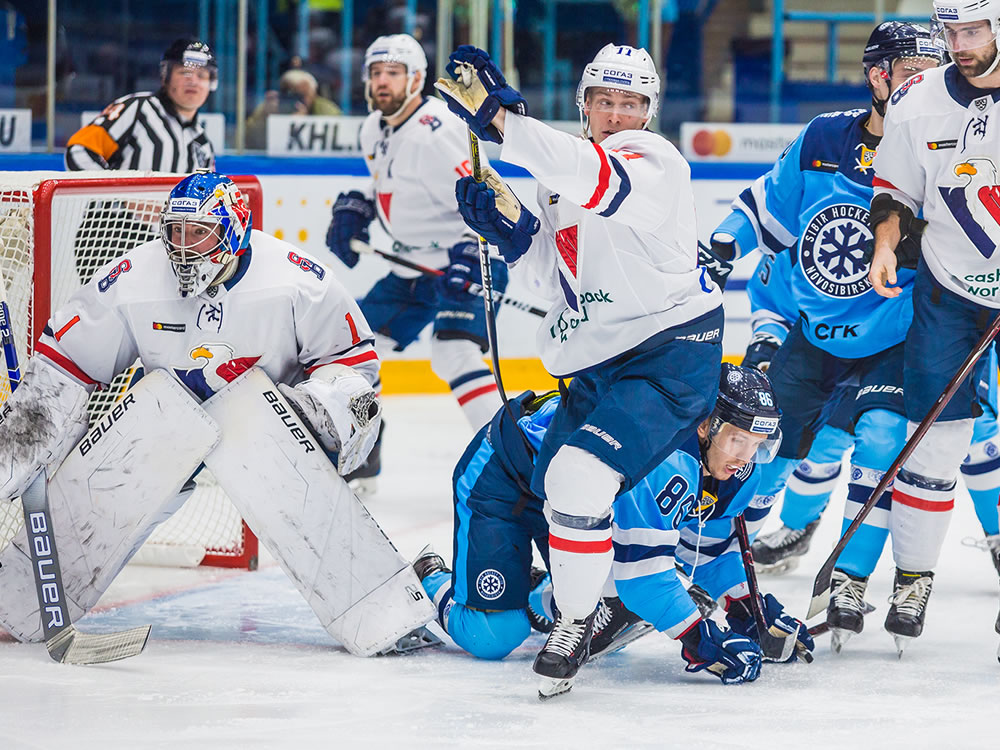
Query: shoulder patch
[
  {"left": 286, "top": 251, "right": 325, "bottom": 281},
  {"left": 890, "top": 73, "right": 925, "bottom": 106},
  {"left": 418, "top": 114, "right": 442, "bottom": 132},
  {"left": 97, "top": 258, "right": 132, "bottom": 292}
]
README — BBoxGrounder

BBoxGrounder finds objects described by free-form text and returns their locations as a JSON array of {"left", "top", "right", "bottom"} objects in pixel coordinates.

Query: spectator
[{"left": 245, "top": 69, "right": 342, "bottom": 150}]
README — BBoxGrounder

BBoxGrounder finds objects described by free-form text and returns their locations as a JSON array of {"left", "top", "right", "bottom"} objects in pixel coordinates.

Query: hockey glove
[
  {"left": 326, "top": 191, "right": 375, "bottom": 269},
  {"left": 455, "top": 168, "right": 539, "bottom": 264},
  {"left": 434, "top": 45, "right": 527, "bottom": 143},
  {"left": 725, "top": 592, "right": 814, "bottom": 663},
  {"left": 741, "top": 331, "right": 782, "bottom": 373},
  {"left": 698, "top": 239, "right": 735, "bottom": 290},
  {"left": 438, "top": 240, "right": 510, "bottom": 302},
  {"left": 277, "top": 364, "right": 382, "bottom": 476},
  {"left": 679, "top": 619, "right": 762, "bottom": 684}
]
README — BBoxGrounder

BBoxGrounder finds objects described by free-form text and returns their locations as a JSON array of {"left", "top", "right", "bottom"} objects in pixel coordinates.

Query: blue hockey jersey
[
  {"left": 511, "top": 395, "right": 765, "bottom": 638},
  {"left": 714, "top": 109, "right": 914, "bottom": 358},
  {"left": 746, "top": 252, "right": 798, "bottom": 345}
]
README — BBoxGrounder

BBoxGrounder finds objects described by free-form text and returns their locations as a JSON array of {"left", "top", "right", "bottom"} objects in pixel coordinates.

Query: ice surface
[{"left": 3, "top": 395, "right": 999, "bottom": 749}]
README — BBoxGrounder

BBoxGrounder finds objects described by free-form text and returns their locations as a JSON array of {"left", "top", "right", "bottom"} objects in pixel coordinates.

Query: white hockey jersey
[
  {"left": 359, "top": 97, "right": 479, "bottom": 274},
  {"left": 35, "top": 231, "right": 379, "bottom": 400},
  {"left": 874, "top": 63, "right": 1000, "bottom": 306},
  {"left": 499, "top": 114, "right": 722, "bottom": 377}
]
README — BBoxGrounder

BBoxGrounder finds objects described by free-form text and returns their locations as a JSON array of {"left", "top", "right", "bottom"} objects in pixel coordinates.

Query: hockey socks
[{"left": 837, "top": 466, "right": 892, "bottom": 578}]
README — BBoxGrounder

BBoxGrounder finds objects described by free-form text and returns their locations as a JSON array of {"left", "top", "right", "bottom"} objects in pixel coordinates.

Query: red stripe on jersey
[
  {"left": 54, "top": 315, "right": 81, "bottom": 341},
  {"left": 555, "top": 225, "right": 579, "bottom": 278},
  {"left": 581, "top": 142, "right": 612, "bottom": 210},
  {"left": 377, "top": 192, "right": 392, "bottom": 223},
  {"left": 872, "top": 176, "right": 900, "bottom": 191},
  {"left": 331, "top": 350, "right": 379, "bottom": 368},
  {"left": 34, "top": 341, "right": 98, "bottom": 386},
  {"left": 892, "top": 488, "right": 954, "bottom": 512},
  {"left": 548, "top": 532, "right": 613, "bottom": 553},
  {"left": 456, "top": 383, "right": 498, "bottom": 405}
]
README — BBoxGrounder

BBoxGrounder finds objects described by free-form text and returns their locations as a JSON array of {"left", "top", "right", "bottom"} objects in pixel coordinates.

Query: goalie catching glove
[
  {"left": 455, "top": 167, "right": 539, "bottom": 265},
  {"left": 278, "top": 364, "right": 382, "bottom": 476},
  {"left": 725, "top": 592, "right": 814, "bottom": 663},
  {"left": 433, "top": 45, "right": 527, "bottom": 143}
]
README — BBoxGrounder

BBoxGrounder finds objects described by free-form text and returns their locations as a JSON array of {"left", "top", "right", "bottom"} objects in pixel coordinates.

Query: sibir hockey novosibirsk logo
[
  {"left": 476, "top": 569, "right": 506, "bottom": 601},
  {"left": 799, "top": 204, "right": 872, "bottom": 298}
]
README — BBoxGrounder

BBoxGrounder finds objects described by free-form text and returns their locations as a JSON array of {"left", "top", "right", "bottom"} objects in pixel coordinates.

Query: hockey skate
[
  {"left": 751, "top": 520, "right": 820, "bottom": 575},
  {"left": 412, "top": 545, "right": 450, "bottom": 582},
  {"left": 884, "top": 568, "right": 934, "bottom": 658},
  {"left": 345, "top": 420, "right": 384, "bottom": 497},
  {"left": 589, "top": 597, "right": 654, "bottom": 660},
  {"left": 961, "top": 533, "right": 1000, "bottom": 577},
  {"left": 526, "top": 567, "right": 554, "bottom": 634},
  {"left": 827, "top": 569, "right": 876, "bottom": 653},
  {"left": 533, "top": 609, "right": 597, "bottom": 700},
  {"left": 686, "top": 583, "right": 719, "bottom": 618}
]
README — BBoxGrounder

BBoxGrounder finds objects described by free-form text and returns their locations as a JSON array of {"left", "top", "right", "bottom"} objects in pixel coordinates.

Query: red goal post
[{"left": 0, "top": 171, "right": 261, "bottom": 569}]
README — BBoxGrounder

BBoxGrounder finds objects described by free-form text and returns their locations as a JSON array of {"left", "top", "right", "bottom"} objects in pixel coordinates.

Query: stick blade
[
  {"left": 807, "top": 558, "right": 837, "bottom": 619},
  {"left": 47, "top": 625, "right": 152, "bottom": 665}
]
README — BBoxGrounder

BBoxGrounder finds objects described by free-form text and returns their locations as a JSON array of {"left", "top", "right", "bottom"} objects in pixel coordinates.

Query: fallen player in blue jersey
[{"left": 414, "top": 364, "right": 814, "bottom": 698}]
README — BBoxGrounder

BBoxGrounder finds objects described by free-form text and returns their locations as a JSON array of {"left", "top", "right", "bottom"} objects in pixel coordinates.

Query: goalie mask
[
  {"left": 576, "top": 43, "right": 660, "bottom": 136},
  {"left": 160, "top": 172, "right": 252, "bottom": 298},
  {"left": 931, "top": 0, "right": 1000, "bottom": 78},
  {"left": 700, "top": 363, "right": 782, "bottom": 472},
  {"left": 363, "top": 34, "right": 428, "bottom": 122}
]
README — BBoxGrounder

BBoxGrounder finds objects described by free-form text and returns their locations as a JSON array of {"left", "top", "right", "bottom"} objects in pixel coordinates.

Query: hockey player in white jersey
[
  {"left": 869, "top": 0, "right": 1000, "bottom": 649},
  {"left": 437, "top": 43, "right": 723, "bottom": 695},
  {"left": 0, "top": 172, "right": 435, "bottom": 655},
  {"left": 325, "top": 34, "right": 507, "bottom": 493}
]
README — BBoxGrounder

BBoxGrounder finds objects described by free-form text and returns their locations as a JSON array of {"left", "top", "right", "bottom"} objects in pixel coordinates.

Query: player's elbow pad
[
  {"left": 278, "top": 364, "right": 382, "bottom": 476},
  {"left": 0, "top": 357, "right": 91, "bottom": 502}
]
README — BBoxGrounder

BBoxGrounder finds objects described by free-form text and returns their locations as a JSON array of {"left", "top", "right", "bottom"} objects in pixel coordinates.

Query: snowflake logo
[
  {"left": 799, "top": 204, "right": 873, "bottom": 298},
  {"left": 476, "top": 569, "right": 506, "bottom": 601}
]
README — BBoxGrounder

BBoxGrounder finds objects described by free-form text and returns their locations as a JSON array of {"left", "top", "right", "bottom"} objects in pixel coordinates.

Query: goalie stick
[
  {"left": 734, "top": 513, "right": 811, "bottom": 663},
  {"left": 348, "top": 239, "right": 546, "bottom": 318},
  {"left": 806, "top": 312, "right": 1000, "bottom": 620},
  {"left": 19, "top": 470, "right": 152, "bottom": 664},
  {"left": 0, "top": 263, "right": 21, "bottom": 390}
]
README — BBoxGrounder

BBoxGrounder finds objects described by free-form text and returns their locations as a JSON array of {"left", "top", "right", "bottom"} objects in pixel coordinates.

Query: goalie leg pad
[
  {"left": 0, "top": 370, "right": 220, "bottom": 641},
  {"left": 201, "top": 367, "right": 434, "bottom": 656}
]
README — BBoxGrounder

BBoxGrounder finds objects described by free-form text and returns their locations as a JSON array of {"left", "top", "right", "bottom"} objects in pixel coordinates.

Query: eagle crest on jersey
[
  {"left": 173, "top": 343, "right": 262, "bottom": 400},
  {"left": 160, "top": 172, "right": 253, "bottom": 298},
  {"left": 940, "top": 157, "right": 1000, "bottom": 259}
]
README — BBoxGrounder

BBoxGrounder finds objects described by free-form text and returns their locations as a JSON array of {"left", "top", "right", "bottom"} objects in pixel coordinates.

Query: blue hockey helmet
[
  {"left": 863, "top": 21, "right": 946, "bottom": 76},
  {"left": 160, "top": 171, "right": 252, "bottom": 297},
  {"left": 704, "top": 363, "right": 782, "bottom": 464}
]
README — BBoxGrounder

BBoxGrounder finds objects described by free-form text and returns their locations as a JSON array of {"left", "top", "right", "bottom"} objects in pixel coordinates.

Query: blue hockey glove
[
  {"left": 680, "top": 619, "right": 762, "bottom": 685},
  {"left": 726, "top": 593, "right": 814, "bottom": 663},
  {"left": 741, "top": 331, "right": 782, "bottom": 373},
  {"left": 439, "top": 241, "right": 510, "bottom": 302},
  {"left": 697, "top": 239, "right": 735, "bottom": 290},
  {"left": 455, "top": 170, "right": 539, "bottom": 264},
  {"left": 433, "top": 45, "right": 527, "bottom": 143},
  {"left": 326, "top": 190, "right": 375, "bottom": 269}
]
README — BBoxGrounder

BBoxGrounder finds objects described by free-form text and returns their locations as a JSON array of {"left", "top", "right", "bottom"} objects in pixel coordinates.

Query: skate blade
[
  {"left": 589, "top": 622, "right": 655, "bottom": 661},
  {"left": 377, "top": 626, "right": 443, "bottom": 656},
  {"left": 754, "top": 556, "right": 801, "bottom": 576},
  {"left": 891, "top": 634, "right": 912, "bottom": 659},
  {"left": 538, "top": 676, "right": 574, "bottom": 701},
  {"left": 830, "top": 628, "right": 854, "bottom": 654}
]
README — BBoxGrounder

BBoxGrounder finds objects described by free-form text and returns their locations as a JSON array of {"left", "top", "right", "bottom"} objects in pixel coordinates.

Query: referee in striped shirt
[
  {"left": 65, "top": 39, "right": 217, "bottom": 172},
  {"left": 64, "top": 39, "right": 218, "bottom": 283}
]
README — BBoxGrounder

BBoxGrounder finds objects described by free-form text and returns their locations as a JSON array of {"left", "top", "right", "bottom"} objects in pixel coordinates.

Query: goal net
[{"left": 0, "top": 171, "right": 260, "bottom": 569}]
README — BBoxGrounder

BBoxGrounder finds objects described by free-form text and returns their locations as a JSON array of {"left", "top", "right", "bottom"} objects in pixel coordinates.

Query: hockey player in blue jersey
[
  {"left": 413, "top": 364, "right": 814, "bottom": 698},
  {"left": 704, "top": 22, "right": 945, "bottom": 649},
  {"left": 745, "top": 251, "right": 1000, "bottom": 588}
]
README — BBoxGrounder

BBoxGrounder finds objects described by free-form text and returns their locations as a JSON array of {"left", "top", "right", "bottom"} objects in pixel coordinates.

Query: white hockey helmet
[
  {"left": 363, "top": 34, "right": 428, "bottom": 119},
  {"left": 932, "top": 0, "right": 1000, "bottom": 77},
  {"left": 576, "top": 44, "right": 661, "bottom": 132}
]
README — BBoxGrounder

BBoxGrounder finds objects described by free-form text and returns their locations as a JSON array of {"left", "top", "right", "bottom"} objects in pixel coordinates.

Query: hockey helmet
[
  {"left": 863, "top": 21, "right": 946, "bottom": 76},
  {"left": 363, "top": 34, "right": 428, "bottom": 118},
  {"left": 161, "top": 39, "right": 218, "bottom": 91},
  {"left": 160, "top": 172, "right": 252, "bottom": 298},
  {"left": 576, "top": 44, "right": 660, "bottom": 131},
  {"left": 703, "top": 363, "right": 782, "bottom": 464},
  {"left": 932, "top": 0, "right": 1000, "bottom": 76}
]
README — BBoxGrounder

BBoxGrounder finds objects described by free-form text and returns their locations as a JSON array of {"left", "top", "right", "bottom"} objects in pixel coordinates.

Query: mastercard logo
[{"left": 691, "top": 129, "right": 732, "bottom": 157}]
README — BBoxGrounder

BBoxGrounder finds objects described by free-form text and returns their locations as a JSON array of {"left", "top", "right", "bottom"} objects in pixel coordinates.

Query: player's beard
[
  {"left": 374, "top": 89, "right": 407, "bottom": 116},
  {"left": 954, "top": 41, "right": 999, "bottom": 78}
]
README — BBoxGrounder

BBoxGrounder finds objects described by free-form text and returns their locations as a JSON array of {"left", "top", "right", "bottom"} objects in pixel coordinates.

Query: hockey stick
[
  {"left": 806, "top": 312, "right": 1000, "bottom": 619},
  {"left": 0, "top": 263, "right": 22, "bottom": 391},
  {"left": 734, "top": 513, "right": 809, "bottom": 663},
  {"left": 20, "top": 470, "right": 152, "bottom": 664},
  {"left": 348, "top": 238, "right": 546, "bottom": 318}
]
